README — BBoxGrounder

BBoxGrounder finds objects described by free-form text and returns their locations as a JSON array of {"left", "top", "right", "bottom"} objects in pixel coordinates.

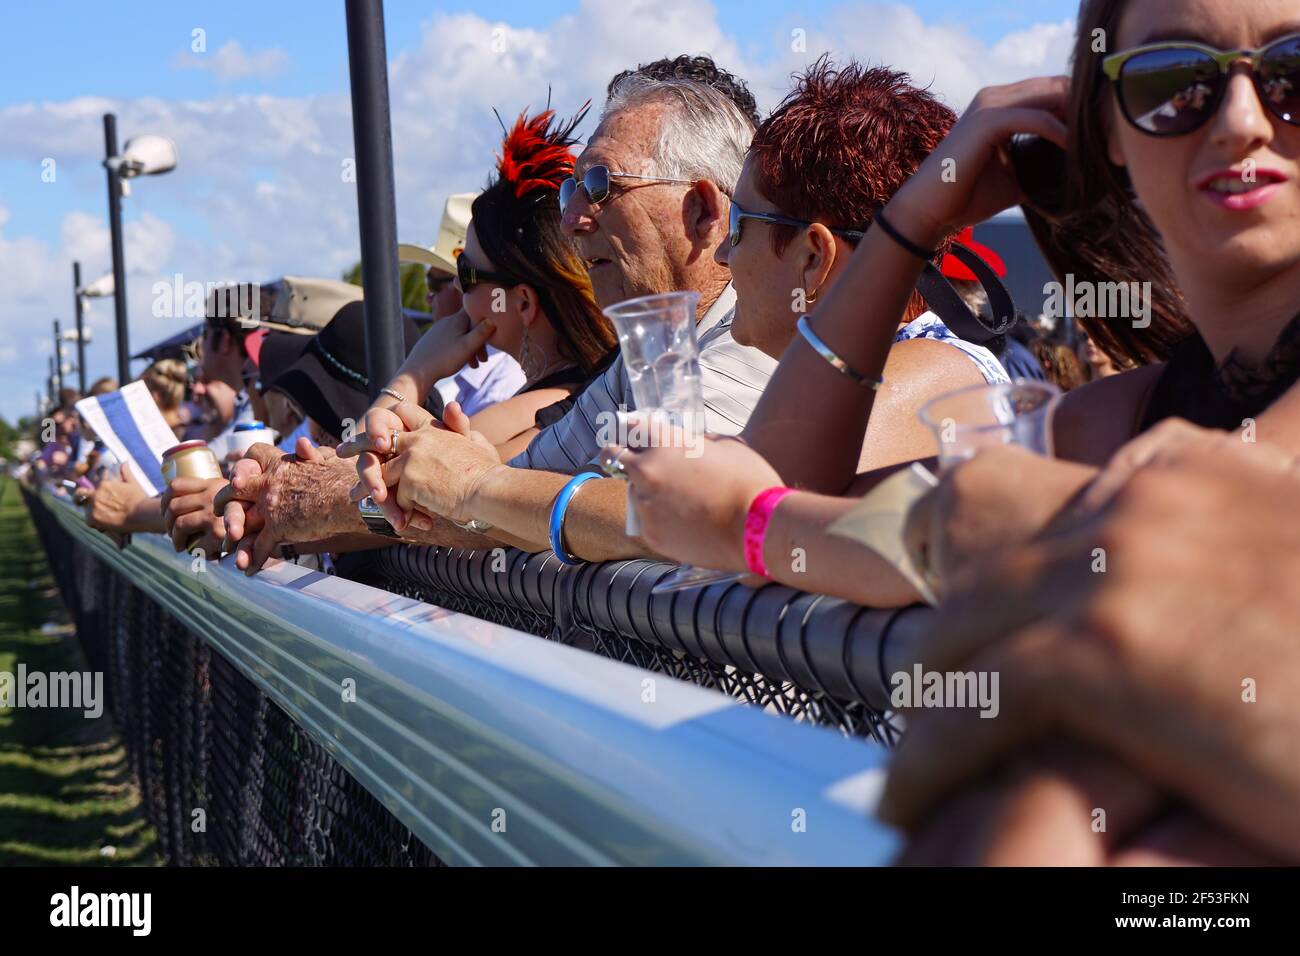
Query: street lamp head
[
  {"left": 80, "top": 272, "right": 115, "bottom": 298},
  {"left": 119, "top": 134, "right": 178, "bottom": 178}
]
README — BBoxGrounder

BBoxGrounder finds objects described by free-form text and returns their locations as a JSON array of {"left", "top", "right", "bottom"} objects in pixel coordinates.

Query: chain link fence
[
  {"left": 375, "top": 545, "right": 911, "bottom": 745},
  {"left": 25, "top": 487, "right": 917, "bottom": 865},
  {"left": 26, "top": 487, "right": 445, "bottom": 866}
]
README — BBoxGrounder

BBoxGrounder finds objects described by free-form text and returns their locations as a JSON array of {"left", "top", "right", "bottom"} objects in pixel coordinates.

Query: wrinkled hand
[
  {"left": 373, "top": 402, "right": 501, "bottom": 531},
  {"left": 214, "top": 439, "right": 354, "bottom": 574},
  {"left": 903, "top": 446, "right": 1097, "bottom": 595},
  {"left": 337, "top": 401, "right": 437, "bottom": 521},
  {"left": 608, "top": 432, "right": 781, "bottom": 574},
  {"left": 881, "top": 442, "right": 1300, "bottom": 862},
  {"left": 87, "top": 462, "right": 148, "bottom": 535},
  {"left": 160, "top": 475, "right": 228, "bottom": 555}
]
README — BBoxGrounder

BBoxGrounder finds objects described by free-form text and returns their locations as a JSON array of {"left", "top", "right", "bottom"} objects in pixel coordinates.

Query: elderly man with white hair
[{"left": 217, "top": 56, "right": 777, "bottom": 570}]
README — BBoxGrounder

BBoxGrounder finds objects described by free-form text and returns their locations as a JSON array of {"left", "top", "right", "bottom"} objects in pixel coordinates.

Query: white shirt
[
  {"left": 509, "top": 285, "right": 777, "bottom": 473},
  {"left": 434, "top": 347, "right": 527, "bottom": 418}
]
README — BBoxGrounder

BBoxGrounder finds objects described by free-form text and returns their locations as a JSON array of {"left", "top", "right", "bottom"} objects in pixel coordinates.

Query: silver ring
[{"left": 599, "top": 446, "right": 629, "bottom": 480}]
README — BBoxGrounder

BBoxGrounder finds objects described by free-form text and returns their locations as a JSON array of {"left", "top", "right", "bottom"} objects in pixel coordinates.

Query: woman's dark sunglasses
[
  {"left": 456, "top": 252, "right": 518, "bottom": 291},
  {"left": 1103, "top": 32, "right": 1300, "bottom": 137},
  {"left": 558, "top": 164, "right": 696, "bottom": 213},
  {"left": 728, "top": 200, "right": 865, "bottom": 247}
]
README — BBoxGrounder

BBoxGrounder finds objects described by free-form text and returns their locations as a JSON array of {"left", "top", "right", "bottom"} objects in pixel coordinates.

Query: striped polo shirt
[{"left": 508, "top": 285, "right": 778, "bottom": 473}]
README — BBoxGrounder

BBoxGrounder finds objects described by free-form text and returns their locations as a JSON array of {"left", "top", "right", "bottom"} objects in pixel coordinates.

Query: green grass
[{"left": 0, "top": 480, "right": 160, "bottom": 866}]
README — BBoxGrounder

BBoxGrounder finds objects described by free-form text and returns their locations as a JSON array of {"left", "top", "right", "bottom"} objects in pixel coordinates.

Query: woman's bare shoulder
[{"left": 1054, "top": 362, "right": 1167, "bottom": 466}]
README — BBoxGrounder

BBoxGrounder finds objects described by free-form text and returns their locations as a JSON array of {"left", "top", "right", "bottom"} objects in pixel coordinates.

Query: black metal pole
[
  {"left": 345, "top": 0, "right": 405, "bottom": 400},
  {"left": 53, "top": 319, "right": 65, "bottom": 395},
  {"left": 104, "top": 113, "right": 131, "bottom": 386},
  {"left": 47, "top": 357, "right": 56, "bottom": 408},
  {"left": 72, "top": 261, "right": 88, "bottom": 394}
]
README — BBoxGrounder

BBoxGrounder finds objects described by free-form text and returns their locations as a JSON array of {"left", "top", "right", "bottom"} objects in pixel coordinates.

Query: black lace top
[{"left": 1140, "top": 311, "right": 1300, "bottom": 431}]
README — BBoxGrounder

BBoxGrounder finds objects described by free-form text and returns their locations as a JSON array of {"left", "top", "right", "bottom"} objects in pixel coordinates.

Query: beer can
[
  {"left": 161, "top": 440, "right": 224, "bottom": 552},
  {"left": 161, "top": 440, "right": 223, "bottom": 485},
  {"left": 230, "top": 421, "right": 274, "bottom": 458}
]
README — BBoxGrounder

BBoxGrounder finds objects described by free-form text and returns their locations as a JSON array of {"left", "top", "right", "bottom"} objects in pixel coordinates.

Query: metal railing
[{"left": 25, "top": 486, "right": 903, "bottom": 866}]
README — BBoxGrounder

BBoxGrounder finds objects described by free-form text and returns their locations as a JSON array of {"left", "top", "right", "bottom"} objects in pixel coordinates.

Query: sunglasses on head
[
  {"left": 558, "top": 164, "right": 697, "bottom": 213},
  {"left": 456, "top": 252, "right": 518, "bottom": 291},
  {"left": 728, "top": 200, "right": 865, "bottom": 247},
  {"left": 1103, "top": 32, "right": 1300, "bottom": 137}
]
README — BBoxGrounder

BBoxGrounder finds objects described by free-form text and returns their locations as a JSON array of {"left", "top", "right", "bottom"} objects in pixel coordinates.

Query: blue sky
[{"left": 0, "top": 0, "right": 1079, "bottom": 423}]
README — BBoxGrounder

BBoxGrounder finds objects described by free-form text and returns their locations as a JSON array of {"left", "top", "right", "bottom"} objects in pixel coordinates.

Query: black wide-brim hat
[{"left": 260, "top": 300, "right": 421, "bottom": 442}]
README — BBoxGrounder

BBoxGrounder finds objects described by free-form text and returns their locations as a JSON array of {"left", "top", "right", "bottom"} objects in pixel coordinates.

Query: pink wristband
[{"left": 743, "top": 487, "right": 795, "bottom": 578}]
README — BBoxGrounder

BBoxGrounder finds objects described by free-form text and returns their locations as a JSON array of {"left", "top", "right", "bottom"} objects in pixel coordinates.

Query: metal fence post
[{"left": 344, "top": 0, "right": 406, "bottom": 399}]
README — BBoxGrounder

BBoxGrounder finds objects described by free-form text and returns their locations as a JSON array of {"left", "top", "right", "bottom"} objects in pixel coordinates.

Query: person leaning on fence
[
  {"left": 883, "top": 424, "right": 1300, "bottom": 865},
  {"left": 895, "top": 0, "right": 1300, "bottom": 590},
  {"left": 215, "top": 56, "right": 779, "bottom": 572},
  {"left": 606, "top": 0, "right": 1300, "bottom": 609},
  {"left": 91, "top": 282, "right": 264, "bottom": 548},
  {"left": 356, "top": 105, "right": 619, "bottom": 462},
  {"left": 400, "top": 192, "right": 529, "bottom": 417},
  {"left": 603, "top": 57, "right": 1029, "bottom": 605}
]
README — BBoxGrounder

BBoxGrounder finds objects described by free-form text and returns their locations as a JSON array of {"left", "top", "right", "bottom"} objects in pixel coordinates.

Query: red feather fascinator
[{"left": 494, "top": 101, "right": 591, "bottom": 199}]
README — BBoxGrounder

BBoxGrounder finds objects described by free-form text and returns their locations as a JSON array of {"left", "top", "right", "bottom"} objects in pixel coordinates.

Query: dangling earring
[{"left": 519, "top": 324, "right": 539, "bottom": 381}]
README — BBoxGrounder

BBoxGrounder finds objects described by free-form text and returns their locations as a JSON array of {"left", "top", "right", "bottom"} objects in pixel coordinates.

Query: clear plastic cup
[
  {"left": 603, "top": 291, "right": 704, "bottom": 434},
  {"left": 917, "top": 380, "right": 1061, "bottom": 471},
  {"left": 602, "top": 291, "right": 736, "bottom": 593}
]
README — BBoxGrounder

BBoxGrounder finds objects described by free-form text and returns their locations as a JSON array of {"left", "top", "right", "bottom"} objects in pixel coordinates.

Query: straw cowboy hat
[{"left": 397, "top": 192, "right": 477, "bottom": 277}]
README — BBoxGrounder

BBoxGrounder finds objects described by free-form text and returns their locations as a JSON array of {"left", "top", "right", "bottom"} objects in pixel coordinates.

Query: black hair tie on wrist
[{"left": 873, "top": 210, "right": 939, "bottom": 261}]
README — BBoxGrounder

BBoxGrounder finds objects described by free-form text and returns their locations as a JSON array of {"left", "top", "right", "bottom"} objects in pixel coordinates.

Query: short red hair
[{"left": 749, "top": 57, "right": 957, "bottom": 321}]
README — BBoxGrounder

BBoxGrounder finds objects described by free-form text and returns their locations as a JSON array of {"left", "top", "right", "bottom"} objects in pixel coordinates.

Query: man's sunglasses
[
  {"left": 558, "top": 164, "right": 697, "bottom": 213},
  {"left": 456, "top": 252, "right": 518, "bottom": 291},
  {"left": 425, "top": 268, "right": 454, "bottom": 295},
  {"left": 728, "top": 200, "right": 865, "bottom": 247},
  {"left": 1103, "top": 32, "right": 1300, "bottom": 137}
]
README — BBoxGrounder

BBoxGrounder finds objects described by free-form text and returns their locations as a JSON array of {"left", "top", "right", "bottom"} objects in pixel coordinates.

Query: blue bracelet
[{"left": 549, "top": 471, "right": 602, "bottom": 565}]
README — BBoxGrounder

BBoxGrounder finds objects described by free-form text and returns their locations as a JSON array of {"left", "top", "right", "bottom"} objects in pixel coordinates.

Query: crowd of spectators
[{"left": 24, "top": 0, "right": 1300, "bottom": 866}]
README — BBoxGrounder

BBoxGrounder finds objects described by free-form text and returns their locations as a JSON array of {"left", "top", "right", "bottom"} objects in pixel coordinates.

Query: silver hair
[{"left": 601, "top": 73, "right": 755, "bottom": 194}]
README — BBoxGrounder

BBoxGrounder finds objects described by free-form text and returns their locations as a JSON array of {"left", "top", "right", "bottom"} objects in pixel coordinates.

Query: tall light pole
[
  {"left": 72, "top": 261, "right": 87, "bottom": 394},
  {"left": 103, "top": 114, "right": 130, "bottom": 386},
  {"left": 345, "top": 0, "right": 405, "bottom": 399},
  {"left": 52, "top": 320, "right": 65, "bottom": 395},
  {"left": 101, "top": 115, "right": 177, "bottom": 386}
]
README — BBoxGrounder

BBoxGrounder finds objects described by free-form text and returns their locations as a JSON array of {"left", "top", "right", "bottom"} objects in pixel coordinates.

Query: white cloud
[
  {"left": 0, "top": 0, "right": 1076, "bottom": 422},
  {"left": 172, "top": 41, "right": 290, "bottom": 82},
  {"left": 753, "top": 6, "right": 1074, "bottom": 112}
]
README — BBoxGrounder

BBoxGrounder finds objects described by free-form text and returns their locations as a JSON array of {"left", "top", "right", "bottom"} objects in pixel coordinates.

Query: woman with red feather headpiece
[{"left": 358, "top": 103, "right": 617, "bottom": 461}]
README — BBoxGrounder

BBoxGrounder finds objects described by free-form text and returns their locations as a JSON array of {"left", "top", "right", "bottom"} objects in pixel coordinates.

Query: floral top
[{"left": 895, "top": 312, "right": 1011, "bottom": 385}]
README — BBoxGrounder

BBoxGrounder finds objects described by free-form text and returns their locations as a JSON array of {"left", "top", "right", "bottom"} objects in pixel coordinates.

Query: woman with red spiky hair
[{"left": 353, "top": 105, "right": 618, "bottom": 462}]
